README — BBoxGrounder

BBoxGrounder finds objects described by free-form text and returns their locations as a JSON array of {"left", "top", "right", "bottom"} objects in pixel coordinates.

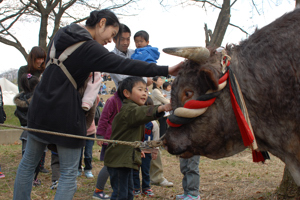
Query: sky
[{"left": 0, "top": 0, "right": 295, "bottom": 74}]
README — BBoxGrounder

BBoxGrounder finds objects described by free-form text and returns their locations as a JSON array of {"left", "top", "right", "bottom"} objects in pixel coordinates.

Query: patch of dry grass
[{"left": 0, "top": 143, "right": 284, "bottom": 199}]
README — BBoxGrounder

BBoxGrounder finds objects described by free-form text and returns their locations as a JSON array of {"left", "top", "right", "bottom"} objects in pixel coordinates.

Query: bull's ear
[{"left": 198, "top": 65, "right": 219, "bottom": 91}]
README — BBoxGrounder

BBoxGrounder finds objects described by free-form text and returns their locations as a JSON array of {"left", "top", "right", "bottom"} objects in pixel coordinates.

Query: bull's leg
[{"left": 285, "top": 157, "right": 300, "bottom": 186}]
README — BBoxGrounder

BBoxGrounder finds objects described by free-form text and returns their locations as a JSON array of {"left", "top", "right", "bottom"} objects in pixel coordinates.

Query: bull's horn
[
  {"left": 163, "top": 47, "right": 210, "bottom": 63},
  {"left": 174, "top": 107, "right": 208, "bottom": 118}
]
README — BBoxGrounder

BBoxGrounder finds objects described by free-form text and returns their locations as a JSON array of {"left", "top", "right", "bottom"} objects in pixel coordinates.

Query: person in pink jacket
[
  {"left": 93, "top": 91, "right": 122, "bottom": 199},
  {"left": 78, "top": 72, "right": 102, "bottom": 178}
]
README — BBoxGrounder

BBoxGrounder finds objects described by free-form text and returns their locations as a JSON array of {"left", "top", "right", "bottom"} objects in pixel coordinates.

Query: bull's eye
[{"left": 182, "top": 90, "right": 194, "bottom": 103}]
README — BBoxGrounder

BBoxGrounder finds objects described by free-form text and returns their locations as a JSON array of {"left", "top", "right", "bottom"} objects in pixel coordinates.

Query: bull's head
[{"left": 163, "top": 47, "right": 245, "bottom": 159}]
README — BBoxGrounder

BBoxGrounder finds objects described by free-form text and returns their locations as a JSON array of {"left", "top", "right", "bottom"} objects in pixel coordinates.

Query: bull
[{"left": 163, "top": 8, "right": 300, "bottom": 186}]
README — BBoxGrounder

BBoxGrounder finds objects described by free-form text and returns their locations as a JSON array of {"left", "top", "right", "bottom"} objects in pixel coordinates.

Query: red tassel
[
  {"left": 252, "top": 150, "right": 265, "bottom": 163},
  {"left": 229, "top": 82, "right": 254, "bottom": 147}
]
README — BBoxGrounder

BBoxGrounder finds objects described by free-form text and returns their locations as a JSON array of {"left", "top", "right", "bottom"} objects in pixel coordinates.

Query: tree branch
[
  {"left": 193, "top": 0, "right": 222, "bottom": 9},
  {"left": 230, "top": 0, "right": 237, "bottom": 7},
  {"left": 106, "top": 0, "right": 135, "bottom": 10},
  {"left": 251, "top": 0, "right": 260, "bottom": 15},
  {"left": 0, "top": 23, "right": 27, "bottom": 59},
  {"left": 229, "top": 22, "right": 249, "bottom": 35}
]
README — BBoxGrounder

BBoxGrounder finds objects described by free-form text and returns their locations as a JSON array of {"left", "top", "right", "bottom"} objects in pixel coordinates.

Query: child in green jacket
[{"left": 104, "top": 76, "right": 172, "bottom": 200}]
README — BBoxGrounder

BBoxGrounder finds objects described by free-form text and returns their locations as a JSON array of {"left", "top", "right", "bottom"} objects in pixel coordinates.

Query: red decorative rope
[
  {"left": 166, "top": 118, "right": 182, "bottom": 127},
  {"left": 183, "top": 98, "right": 216, "bottom": 109}
]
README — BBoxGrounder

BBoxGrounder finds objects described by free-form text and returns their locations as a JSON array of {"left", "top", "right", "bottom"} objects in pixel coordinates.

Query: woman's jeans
[
  {"left": 133, "top": 153, "right": 152, "bottom": 191},
  {"left": 13, "top": 134, "right": 82, "bottom": 200},
  {"left": 107, "top": 167, "right": 134, "bottom": 200},
  {"left": 78, "top": 134, "right": 95, "bottom": 171}
]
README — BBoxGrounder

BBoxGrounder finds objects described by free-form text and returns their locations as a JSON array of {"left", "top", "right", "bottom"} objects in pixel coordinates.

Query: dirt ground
[{"left": 0, "top": 143, "right": 285, "bottom": 199}]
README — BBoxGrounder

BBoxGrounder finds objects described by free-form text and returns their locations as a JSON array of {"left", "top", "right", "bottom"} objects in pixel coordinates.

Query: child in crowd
[
  {"left": 176, "top": 156, "right": 201, "bottom": 200},
  {"left": 133, "top": 97, "right": 159, "bottom": 197},
  {"left": 50, "top": 151, "right": 60, "bottom": 189},
  {"left": 0, "top": 165, "right": 4, "bottom": 179},
  {"left": 92, "top": 87, "right": 123, "bottom": 199},
  {"left": 131, "top": 30, "right": 173, "bottom": 188},
  {"left": 104, "top": 77, "right": 172, "bottom": 200},
  {"left": 13, "top": 73, "right": 42, "bottom": 186},
  {"left": 77, "top": 72, "right": 102, "bottom": 178},
  {"left": 162, "top": 82, "right": 171, "bottom": 100},
  {"left": 131, "top": 30, "right": 160, "bottom": 63}
]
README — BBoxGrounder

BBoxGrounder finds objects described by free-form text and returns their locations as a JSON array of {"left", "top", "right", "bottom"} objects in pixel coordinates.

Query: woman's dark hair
[
  {"left": 86, "top": 9, "right": 120, "bottom": 28},
  {"left": 118, "top": 77, "right": 146, "bottom": 101},
  {"left": 134, "top": 30, "right": 149, "bottom": 42},
  {"left": 27, "top": 46, "right": 46, "bottom": 73},
  {"left": 114, "top": 23, "right": 131, "bottom": 41},
  {"left": 20, "top": 73, "right": 39, "bottom": 93},
  {"left": 152, "top": 76, "right": 161, "bottom": 89},
  {"left": 163, "top": 82, "right": 171, "bottom": 90},
  {"left": 145, "top": 96, "right": 153, "bottom": 106}
]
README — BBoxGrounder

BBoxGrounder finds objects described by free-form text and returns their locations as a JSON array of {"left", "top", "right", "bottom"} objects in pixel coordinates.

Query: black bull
[{"left": 163, "top": 8, "right": 300, "bottom": 186}]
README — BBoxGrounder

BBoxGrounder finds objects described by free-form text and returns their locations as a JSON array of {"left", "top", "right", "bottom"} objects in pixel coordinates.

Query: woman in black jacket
[{"left": 13, "top": 9, "right": 181, "bottom": 200}]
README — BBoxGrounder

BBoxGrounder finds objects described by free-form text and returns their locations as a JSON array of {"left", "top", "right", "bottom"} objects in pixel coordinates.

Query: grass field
[
  {"left": 0, "top": 105, "right": 285, "bottom": 199},
  {"left": 0, "top": 144, "right": 285, "bottom": 199}
]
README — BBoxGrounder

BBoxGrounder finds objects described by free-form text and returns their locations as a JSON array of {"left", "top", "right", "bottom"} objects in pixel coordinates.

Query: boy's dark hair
[
  {"left": 163, "top": 82, "right": 171, "bottom": 90},
  {"left": 114, "top": 23, "right": 131, "bottom": 40},
  {"left": 117, "top": 77, "right": 146, "bottom": 101},
  {"left": 145, "top": 96, "right": 153, "bottom": 106},
  {"left": 134, "top": 30, "right": 149, "bottom": 42},
  {"left": 20, "top": 73, "right": 39, "bottom": 93}
]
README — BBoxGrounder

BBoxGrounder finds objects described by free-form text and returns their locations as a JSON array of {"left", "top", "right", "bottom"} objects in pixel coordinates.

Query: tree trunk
[
  {"left": 204, "top": 0, "right": 230, "bottom": 47},
  {"left": 277, "top": 166, "right": 300, "bottom": 199}
]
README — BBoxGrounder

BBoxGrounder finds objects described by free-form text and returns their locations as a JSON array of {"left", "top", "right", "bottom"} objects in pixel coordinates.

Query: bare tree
[
  {"left": 193, "top": 0, "right": 250, "bottom": 47},
  {"left": 0, "top": 0, "right": 138, "bottom": 61}
]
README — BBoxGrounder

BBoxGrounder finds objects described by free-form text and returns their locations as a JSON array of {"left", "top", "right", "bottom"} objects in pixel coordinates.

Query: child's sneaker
[
  {"left": 92, "top": 191, "right": 110, "bottom": 199},
  {"left": 77, "top": 170, "right": 82, "bottom": 177},
  {"left": 133, "top": 190, "right": 141, "bottom": 197},
  {"left": 176, "top": 194, "right": 187, "bottom": 199},
  {"left": 0, "top": 172, "right": 5, "bottom": 179},
  {"left": 85, "top": 170, "right": 94, "bottom": 178},
  {"left": 50, "top": 180, "right": 59, "bottom": 190},
  {"left": 142, "top": 189, "right": 154, "bottom": 197},
  {"left": 32, "top": 179, "right": 41, "bottom": 187},
  {"left": 183, "top": 194, "right": 201, "bottom": 200}
]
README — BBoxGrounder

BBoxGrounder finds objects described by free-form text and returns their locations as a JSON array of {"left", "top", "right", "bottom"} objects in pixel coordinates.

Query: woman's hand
[
  {"left": 97, "top": 140, "right": 104, "bottom": 147},
  {"left": 168, "top": 61, "right": 184, "bottom": 76}
]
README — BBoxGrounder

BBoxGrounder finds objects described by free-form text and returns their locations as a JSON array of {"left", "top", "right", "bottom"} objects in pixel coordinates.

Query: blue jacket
[{"left": 131, "top": 45, "right": 160, "bottom": 63}]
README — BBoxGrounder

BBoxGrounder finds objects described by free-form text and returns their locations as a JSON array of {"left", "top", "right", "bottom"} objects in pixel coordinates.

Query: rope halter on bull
[{"left": 163, "top": 46, "right": 269, "bottom": 163}]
